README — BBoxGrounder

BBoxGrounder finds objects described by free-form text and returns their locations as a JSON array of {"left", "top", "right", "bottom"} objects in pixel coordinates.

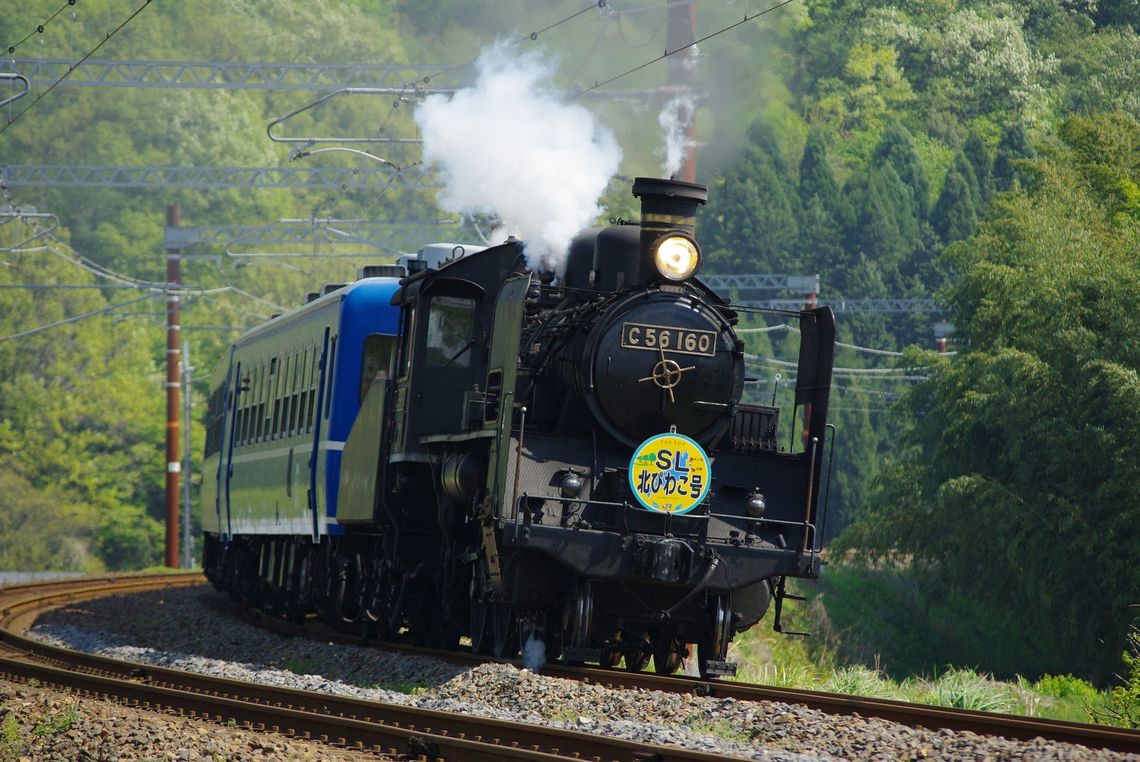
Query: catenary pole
[
  {"left": 667, "top": 0, "right": 698, "bottom": 183},
  {"left": 668, "top": 0, "right": 702, "bottom": 678},
  {"left": 165, "top": 204, "right": 181, "bottom": 568},
  {"left": 182, "top": 337, "right": 194, "bottom": 568}
]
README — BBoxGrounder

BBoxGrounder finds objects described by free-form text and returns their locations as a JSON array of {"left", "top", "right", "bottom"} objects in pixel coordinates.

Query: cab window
[{"left": 425, "top": 295, "right": 476, "bottom": 369}]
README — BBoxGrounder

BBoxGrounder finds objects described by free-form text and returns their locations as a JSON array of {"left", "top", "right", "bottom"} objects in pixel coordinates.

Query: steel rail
[
  {"left": 238, "top": 602, "right": 1140, "bottom": 754},
  {"left": 0, "top": 574, "right": 743, "bottom": 762}
]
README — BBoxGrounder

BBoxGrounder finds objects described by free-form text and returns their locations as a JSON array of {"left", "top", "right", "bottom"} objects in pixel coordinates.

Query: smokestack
[{"left": 632, "top": 176, "right": 708, "bottom": 278}]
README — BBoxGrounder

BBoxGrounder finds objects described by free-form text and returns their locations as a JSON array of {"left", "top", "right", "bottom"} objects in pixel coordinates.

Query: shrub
[{"left": 1097, "top": 628, "right": 1140, "bottom": 729}]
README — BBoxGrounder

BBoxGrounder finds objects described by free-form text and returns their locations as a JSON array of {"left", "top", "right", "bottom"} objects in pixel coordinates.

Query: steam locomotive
[{"left": 200, "top": 177, "right": 836, "bottom": 678}]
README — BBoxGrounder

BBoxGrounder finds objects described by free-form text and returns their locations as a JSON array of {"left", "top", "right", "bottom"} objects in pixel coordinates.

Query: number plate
[{"left": 620, "top": 322, "right": 716, "bottom": 357}]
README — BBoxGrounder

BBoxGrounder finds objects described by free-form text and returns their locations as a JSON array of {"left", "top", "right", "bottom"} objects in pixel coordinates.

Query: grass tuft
[
  {"left": 821, "top": 665, "right": 905, "bottom": 700},
  {"left": 909, "top": 668, "right": 1014, "bottom": 713}
]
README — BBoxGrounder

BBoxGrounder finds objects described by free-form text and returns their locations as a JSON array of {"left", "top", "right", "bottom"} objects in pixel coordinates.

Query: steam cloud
[
  {"left": 414, "top": 43, "right": 622, "bottom": 271},
  {"left": 522, "top": 630, "right": 547, "bottom": 671},
  {"left": 659, "top": 94, "right": 696, "bottom": 178}
]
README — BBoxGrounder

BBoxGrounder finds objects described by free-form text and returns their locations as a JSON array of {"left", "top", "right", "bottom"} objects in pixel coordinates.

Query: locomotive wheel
[
  {"left": 625, "top": 630, "right": 652, "bottom": 672},
  {"left": 599, "top": 643, "right": 623, "bottom": 669},
  {"left": 560, "top": 579, "right": 593, "bottom": 666},
  {"left": 698, "top": 595, "right": 733, "bottom": 680},
  {"left": 652, "top": 636, "right": 684, "bottom": 675},
  {"left": 626, "top": 650, "right": 652, "bottom": 672}
]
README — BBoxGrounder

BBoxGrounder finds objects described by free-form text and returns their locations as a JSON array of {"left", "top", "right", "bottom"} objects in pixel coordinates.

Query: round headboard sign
[{"left": 628, "top": 431, "right": 711, "bottom": 514}]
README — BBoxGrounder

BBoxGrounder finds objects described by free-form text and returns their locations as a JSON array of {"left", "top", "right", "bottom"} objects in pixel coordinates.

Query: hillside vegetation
[{"left": 0, "top": 0, "right": 1136, "bottom": 689}]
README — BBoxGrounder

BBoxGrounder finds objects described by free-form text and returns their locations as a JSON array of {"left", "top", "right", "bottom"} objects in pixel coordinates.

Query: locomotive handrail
[
  {"left": 513, "top": 492, "right": 820, "bottom": 567},
  {"left": 818, "top": 422, "right": 838, "bottom": 545},
  {"left": 802, "top": 435, "right": 819, "bottom": 552}
]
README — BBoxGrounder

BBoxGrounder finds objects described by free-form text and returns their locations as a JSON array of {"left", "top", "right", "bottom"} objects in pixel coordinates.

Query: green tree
[
  {"left": 931, "top": 160, "right": 977, "bottom": 243},
  {"left": 994, "top": 123, "right": 1038, "bottom": 191},
  {"left": 841, "top": 163, "right": 921, "bottom": 270},
  {"left": 796, "top": 129, "right": 849, "bottom": 273},
  {"left": 799, "top": 128, "right": 842, "bottom": 220},
  {"left": 702, "top": 120, "right": 800, "bottom": 273},
  {"left": 963, "top": 129, "right": 995, "bottom": 205},
  {"left": 872, "top": 123, "right": 931, "bottom": 221},
  {"left": 0, "top": 473, "right": 100, "bottom": 572},
  {"left": 842, "top": 113, "right": 1140, "bottom": 683}
]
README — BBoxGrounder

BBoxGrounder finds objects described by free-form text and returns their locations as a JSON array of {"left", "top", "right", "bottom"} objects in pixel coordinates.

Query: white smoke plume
[
  {"left": 414, "top": 43, "right": 622, "bottom": 271},
  {"left": 658, "top": 94, "right": 696, "bottom": 178},
  {"left": 522, "top": 630, "right": 547, "bottom": 671}
]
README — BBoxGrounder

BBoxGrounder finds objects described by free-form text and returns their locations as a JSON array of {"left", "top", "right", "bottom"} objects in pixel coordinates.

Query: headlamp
[{"left": 651, "top": 234, "right": 701, "bottom": 281}]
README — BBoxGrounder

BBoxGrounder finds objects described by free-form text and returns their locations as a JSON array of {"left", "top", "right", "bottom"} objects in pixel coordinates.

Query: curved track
[
  {"left": 5, "top": 574, "right": 1139, "bottom": 756},
  {"left": 240, "top": 594, "right": 1140, "bottom": 755},
  {"left": 0, "top": 573, "right": 743, "bottom": 761}
]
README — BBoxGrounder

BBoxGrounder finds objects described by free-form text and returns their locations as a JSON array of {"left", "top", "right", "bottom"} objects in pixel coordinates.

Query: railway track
[
  {"left": 240, "top": 593, "right": 1140, "bottom": 755},
  {"left": 5, "top": 575, "right": 1140, "bottom": 757},
  {"left": 0, "top": 573, "right": 742, "bottom": 761}
]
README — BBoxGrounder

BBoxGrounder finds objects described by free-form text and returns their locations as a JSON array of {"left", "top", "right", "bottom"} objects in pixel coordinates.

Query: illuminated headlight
[{"left": 651, "top": 234, "right": 701, "bottom": 281}]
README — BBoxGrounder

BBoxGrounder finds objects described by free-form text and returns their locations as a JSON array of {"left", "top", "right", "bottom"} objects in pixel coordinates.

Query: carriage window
[
  {"left": 324, "top": 336, "right": 337, "bottom": 418},
  {"left": 289, "top": 350, "right": 303, "bottom": 435},
  {"left": 257, "top": 362, "right": 270, "bottom": 442},
  {"left": 359, "top": 334, "right": 394, "bottom": 403},
  {"left": 425, "top": 295, "right": 476, "bottom": 369}
]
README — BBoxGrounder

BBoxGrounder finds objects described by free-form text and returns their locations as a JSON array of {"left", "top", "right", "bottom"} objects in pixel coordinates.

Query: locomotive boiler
[{"left": 200, "top": 177, "right": 836, "bottom": 678}]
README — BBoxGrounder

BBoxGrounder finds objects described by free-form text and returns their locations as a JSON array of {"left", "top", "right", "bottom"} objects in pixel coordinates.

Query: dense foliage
[
  {"left": 0, "top": 0, "right": 1137, "bottom": 685},
  {"left": 841, "top": 113, "right": 1140, "bottom": 682}
]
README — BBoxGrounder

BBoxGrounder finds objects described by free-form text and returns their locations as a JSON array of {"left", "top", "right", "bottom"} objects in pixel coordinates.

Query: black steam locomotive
[{"left": 200, "top": 177, "right": 836, "bottom": 678}]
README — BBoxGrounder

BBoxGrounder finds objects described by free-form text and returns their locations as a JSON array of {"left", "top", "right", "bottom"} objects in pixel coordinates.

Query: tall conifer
[
  {"left": 964, "top": 130, "right": 995, "bottom": 204},
  {"left": 932, "top": 164, "right": 978, "bottom": 242},
  {"left": 872, "top": 124, "right": 931, "bottom": 220},
  {"left": 994, "top": 124, "right": 1037, "bottom": 191}
]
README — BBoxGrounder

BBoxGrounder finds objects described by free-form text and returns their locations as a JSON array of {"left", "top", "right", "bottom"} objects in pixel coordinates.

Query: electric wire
[
  {"left": 520, "top": 0, "right": 608, "bottom": 44},
  {"left": 381, "top": 0, "right": 608, "bottom": 99},
  {"left": 572, "top": 0, "right": 796, "bottom": 96},
  {"left": 1, "top": 189, "right": 286, "bottom": 313},
  {"left": 739, "top": 322, "right": 954, "bottom": 358},
  {"left": 0, "top": 292, "right": 154, "bottom": 343},
  {"left": 745, "top": 353, "right": 927, "bottom": 377},
  {"left": 5, "top": 0, "right": 76, "bottom": 56},
  {"left": 1, "top": 0, "right": 154, "bottom": 135}
]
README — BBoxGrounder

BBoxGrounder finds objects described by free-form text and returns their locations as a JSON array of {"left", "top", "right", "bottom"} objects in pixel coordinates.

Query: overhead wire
[
  {"left": 519, "top": 0, "right": 608, "bottom": 44},
  {"left": 0, "top": 292, "right": 155, "bottom": 343},
  {"left": 379, "top": 0, "right": 609, "bottom": 104},
  {"left": 1, "top": 188, "right": 286, "bottom": 315},
  {"left": 1, "top": 0, "right": 155, "bottom": 135},
  {"left": 572, "top": 0, "right": 796, "bottom": 96},
  {"left": 739, "top": 322, "right": 953, "bottom": 359},
  {"left": 744, "top": 353, "right": 927, "bottom": 378},
  {"left": 5, "top": 0, "right": 76, "bottom": 56}
]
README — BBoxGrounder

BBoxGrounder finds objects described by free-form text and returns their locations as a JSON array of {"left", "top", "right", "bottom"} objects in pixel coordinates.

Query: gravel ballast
[
  {"left": 0, "top": 676, "right": 385, "bottom": 761},
  {"left": 25, "top": 585, "right": 1138, "bottom": 761}
]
